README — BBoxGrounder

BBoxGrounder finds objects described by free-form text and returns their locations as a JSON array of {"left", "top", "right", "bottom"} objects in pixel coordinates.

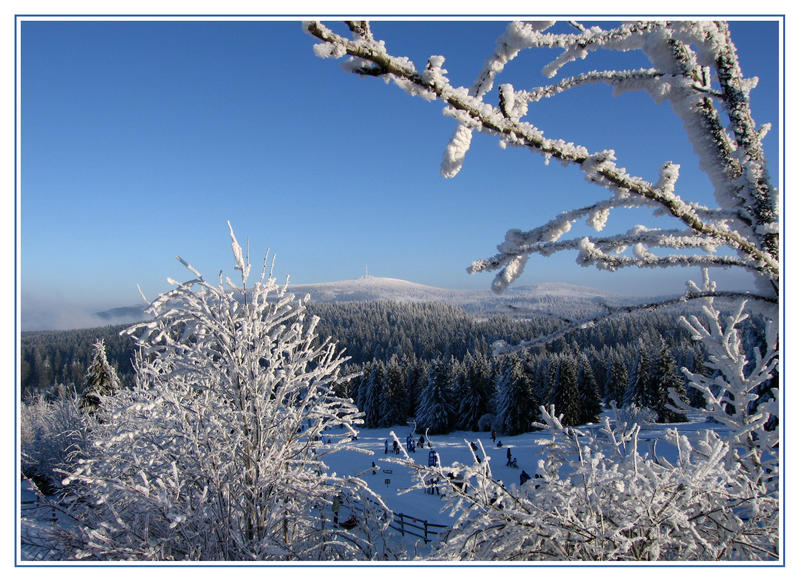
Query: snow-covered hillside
[
  {"left": 91, "top": 275, "right": 622, "bottom": 328},
  {"left": 290, "top": 275, "right": 616, "bottom": 304}
]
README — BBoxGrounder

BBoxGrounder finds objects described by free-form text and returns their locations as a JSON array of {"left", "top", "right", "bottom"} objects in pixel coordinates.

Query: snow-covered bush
[
  {"left": 615, "top": 403, "right": 659, "bottom": 427},
  {"left": 674, "top": 289, "right": 779, "bottom": 485},
  {"left": 21, "top": 386, "right": 93, "bottom": 495},
  {"left": 61, "top": 224, "right": 391, "bottom": 560}
]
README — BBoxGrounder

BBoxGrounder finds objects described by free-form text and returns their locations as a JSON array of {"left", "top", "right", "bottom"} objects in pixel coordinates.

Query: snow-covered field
[{"left": 325, "top": 414, "right": 721, "bottom": 535}]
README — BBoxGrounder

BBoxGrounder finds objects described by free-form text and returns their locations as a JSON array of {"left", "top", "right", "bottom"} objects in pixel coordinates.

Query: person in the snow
[
  {"left": 384, "top": 439, "right": 388, "bottom": 454},
  {"left": 506, "top": 447, "right": 512, "bottom": 465},
  {"left": 332, "top": 495, "right": 341, "bottom": 527}
]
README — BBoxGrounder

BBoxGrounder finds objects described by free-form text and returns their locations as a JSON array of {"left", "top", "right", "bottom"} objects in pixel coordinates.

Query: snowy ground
[
  {"left": 20, "top": 412, "right": 725, "bottom": 560},
  {"left": 323, "top": 413, "right": 724, "bottom": 540}
]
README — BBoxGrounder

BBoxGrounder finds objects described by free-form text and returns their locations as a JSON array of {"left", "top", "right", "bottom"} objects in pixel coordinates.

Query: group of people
[
  {"left": 384, "top": 435, "right": 426, "bottom": 455},
  {"left": 491, "top": 429, "right": 532, "bottom": 486}
]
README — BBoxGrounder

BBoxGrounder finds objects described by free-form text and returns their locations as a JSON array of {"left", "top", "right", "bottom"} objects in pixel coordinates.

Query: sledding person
[
  {"left": 496, "top": 440, "right": 503, "bottom": 448},
  {"left": 418, "top": 435, "right": 425, "bottom": 448}
]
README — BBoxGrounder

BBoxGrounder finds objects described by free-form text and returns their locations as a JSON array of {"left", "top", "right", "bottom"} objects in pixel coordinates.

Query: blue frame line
[{"left": 13, "top": 13, "right": 787, "bottom": 568}]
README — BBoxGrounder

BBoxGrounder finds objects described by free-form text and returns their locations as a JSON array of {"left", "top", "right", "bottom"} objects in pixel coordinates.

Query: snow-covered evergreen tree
[
  {"left": 415, "top": 357, "right": 454, "bottom": 434},
  {"left": 651, "top": 339, "right": 689, "bottom": 422},
  {"left": 494, "top": 354, "right": 539, "bottom": 435},
  {"left": 80, "top": 338, "right": 120, "bottom": 412},
  {"left": 62, "top": 225, "right": 390, "bottom": 560},
  {"left": 604, "top": 352, "right": 629, "bottom": 407},
  {"left": 456, "top": 352, "right": 494, "bottom": 430},
  {"left": 577, "top": 353, "right": 602, "bottom": 425},
  {"left": 363, "top": 360, "right": 385, "bottom": 428},
  {"left": 549, "top": 355, "right": 581, "bottom": 427},
  {"left": 625, "top": 340, "right": 653, "bottom": 412},
  {"left": 379, "top": 354, "right": 408, "bottom": 426}
]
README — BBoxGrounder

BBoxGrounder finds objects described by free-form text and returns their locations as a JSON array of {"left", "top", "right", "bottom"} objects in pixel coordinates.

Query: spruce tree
[
  {"left": 495, "top": 354, "right": 539, "bottom": 435},
  {"left": 363, "top": 361, "right": 385, "bottom": 428},
  {"left": 578, "top": 354, "right": 603, "bottom": 425},
  {"left": 605, "top": 353, "right": 629, "bottom": 407},
  {"left": 457, "top": 352, "right": 494, "bottom": 431},
  {"left": 380, "top": 355, "right": 408, "bottom": 426},
  {"left": 551, "top": 355, "right": 581, "bottom": 426},
  {"left": 415, "top": 358, "right": 454, "bottom": 434},
  {"left": 82, "top": 339, "right": 121, "bottom": 412},
  {"left": 625, "top": 341, "right": 653, "bottom": 411},
  {"left": 651, "top": 341, "right": 689, "bottom": 423}
]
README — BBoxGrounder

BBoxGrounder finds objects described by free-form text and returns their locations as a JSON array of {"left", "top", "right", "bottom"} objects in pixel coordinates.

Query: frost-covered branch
[
  {"left": 491, "top": 286, "right": 776, "bottom": 355},
  {"left": 305, "top": 20, "right": 779, "bottom": 296}
]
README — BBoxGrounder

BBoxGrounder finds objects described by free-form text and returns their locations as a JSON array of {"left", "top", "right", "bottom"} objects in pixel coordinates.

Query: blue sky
[{"left": 19, "top": 18, "right": 780, "bottom": 329}]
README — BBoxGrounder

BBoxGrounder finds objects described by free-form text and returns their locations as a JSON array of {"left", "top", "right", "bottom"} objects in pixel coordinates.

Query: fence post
[
  {"left": 400, "top": 513, "right": 405, "bottom": 536},
  {"left": 423, "top": 519, "right": 429, "bottom": 544}
]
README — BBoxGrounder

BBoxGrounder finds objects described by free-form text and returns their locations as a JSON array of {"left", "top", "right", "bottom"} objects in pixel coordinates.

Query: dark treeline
[
  {"left": 20, "top": 325, "right": 135, "bottom": 400},
  {"left": 20, "top": 300, "right": 770, "bottom": 434}
]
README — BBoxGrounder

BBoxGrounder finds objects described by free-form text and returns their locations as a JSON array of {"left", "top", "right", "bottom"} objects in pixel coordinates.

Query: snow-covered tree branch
[{"left": 305, "top": 20, "right": 778, "bottom": 298}]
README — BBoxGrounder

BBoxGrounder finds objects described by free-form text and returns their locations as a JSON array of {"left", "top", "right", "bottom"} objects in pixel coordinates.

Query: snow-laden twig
[{"left": 305, "top": 20, "right": 778, "bottom": 297}]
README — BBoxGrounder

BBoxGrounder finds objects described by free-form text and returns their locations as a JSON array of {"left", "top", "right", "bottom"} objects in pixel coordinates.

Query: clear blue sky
[{"left": 19, "top": 18, "right": 780, "bottom": 329}]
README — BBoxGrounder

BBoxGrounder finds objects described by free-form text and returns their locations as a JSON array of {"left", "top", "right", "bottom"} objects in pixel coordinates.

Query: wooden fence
[{"left": 387, "top": 512, "right": 447, "bottom": 544}]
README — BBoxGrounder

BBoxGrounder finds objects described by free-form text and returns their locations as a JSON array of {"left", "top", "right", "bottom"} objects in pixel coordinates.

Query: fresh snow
[
  {"left": 21, "top": 412, "right": 727, "bottom": 561},
  {"left": 322, "top": 412, "right": 726, "bottom": 544}
]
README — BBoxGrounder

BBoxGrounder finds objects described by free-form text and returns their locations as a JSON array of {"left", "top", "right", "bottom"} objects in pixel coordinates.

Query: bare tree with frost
[
  {"left": 307, "top": 20, "right": 779, "bottom": 560},
  {"left": 58, "top": 224, "right": 392, "bottom": 560}
]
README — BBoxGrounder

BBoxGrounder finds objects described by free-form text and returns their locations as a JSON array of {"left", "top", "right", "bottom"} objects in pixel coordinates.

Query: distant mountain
[
  {"left": 95, "top": 305, "right": 148, "bottom": 322},
  {"left": 288, "top": 276, "right": 467, "bottom": 304},
  {"left": 289, "top": 275, "right": 620, "bottom": 319},
  {"left": 93, "top": 276, "right": 622, "bottom": 326}
]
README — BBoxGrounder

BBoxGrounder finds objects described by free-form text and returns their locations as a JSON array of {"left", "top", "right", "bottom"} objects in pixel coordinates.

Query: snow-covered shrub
[
  {"left": 615, "top": 403, "right": 658, "bottom": 427},
  {"left": 61, "top": 224, "right": 390, "bottom": 560},
  {"left": 674, "top": 293, "right": 779, "bottom": 485},
  {"left": 21, "top": 386, "right": 92, "bottom": 494}
]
